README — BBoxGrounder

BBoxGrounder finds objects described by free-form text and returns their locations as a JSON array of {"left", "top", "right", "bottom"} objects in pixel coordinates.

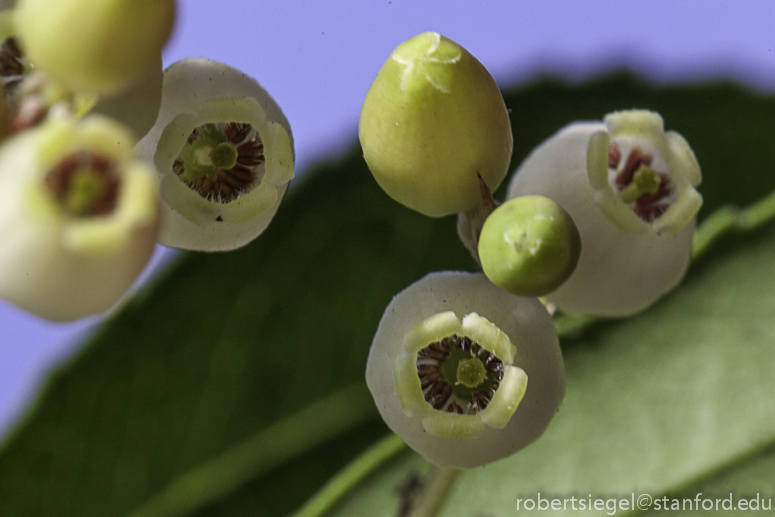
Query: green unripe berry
[
  {"left": 478, "top": 195, "right": 581, "bottom": 297},
  {"left": 15, "top": 0, "right": 176, "bottom": 94},
  {"left": 359, "top": 32, "right": 512, "bottom": 217}
]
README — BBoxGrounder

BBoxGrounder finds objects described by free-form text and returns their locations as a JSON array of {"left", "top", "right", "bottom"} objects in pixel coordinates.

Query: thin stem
[
  {"left": 692, "top": 188, "right": 775, "bottom": 260},
  {"left": 691, "top": 205, "right": 738, "bottom": 260},
  {"left": 406, "top": 468, "right": 461, "bottom": 517},
  {"left": 291, "top": 434, "right": 407, "bottom": 517},
  {"left": 123, "top": 383, "right": 376, "bottom": 517},
  {"left": 473, "top": 173, "right": 499, "bottom": 239}
]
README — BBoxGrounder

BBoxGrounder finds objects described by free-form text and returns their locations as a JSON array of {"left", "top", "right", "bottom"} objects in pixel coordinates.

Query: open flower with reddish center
[
  {"left": 0, "top": 115, "right": 159, "bottom": 321},
  {"left": 137, "top": 58, "right": 294, "bottom": 251},
  {"left": 366, "top": 272, "right": 565, "bottom": 468},
  {"left": 507, "top": 110, "right": 702, "bottom": 317}
]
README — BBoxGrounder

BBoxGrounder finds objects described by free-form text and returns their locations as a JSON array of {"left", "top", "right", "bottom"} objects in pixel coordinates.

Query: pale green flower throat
[
  {"left": 44, "top": 152, "right": 120, "bottom": 217},
  {"left": 416, "top": 334, "right": 505, "bottom": 414},
  {"left": 173, "top": 122, "right": 265, "bottom": 203}
]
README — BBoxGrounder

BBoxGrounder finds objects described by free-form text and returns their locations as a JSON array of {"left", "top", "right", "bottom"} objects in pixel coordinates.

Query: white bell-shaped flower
[
  {"left": 137, "top": 58, "right": 294, "bottom": 251},
  {"left": 366, "top": 272, "right": 565, "bottom": 468},
  {"left": 0, "top": 115, "right": 160, "bottom": 321},
  {"left": 508, "top": 110, "right": 701, "bottom": 316}
]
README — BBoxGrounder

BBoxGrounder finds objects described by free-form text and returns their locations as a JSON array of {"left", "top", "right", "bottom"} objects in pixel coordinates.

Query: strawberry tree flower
[
  {"left": 507, "top": 110, "right": 701, "bottom": 316},
  {"left": 359, "top": 32, "right": 512, "bottom": 217},
  {"left": 366, "top": 272, "right": 565, "bottom": 468},
  {"left": 136, "top": 58, "right": 294, "bottom": 251},
  {"left": 0, "top": 115, "right": 160, "bottom": 321}
]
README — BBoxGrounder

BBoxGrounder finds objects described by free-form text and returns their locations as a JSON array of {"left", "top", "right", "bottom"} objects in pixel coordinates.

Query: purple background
[{"left": 2, "top": 0, "right": 775, "bottom": 437}]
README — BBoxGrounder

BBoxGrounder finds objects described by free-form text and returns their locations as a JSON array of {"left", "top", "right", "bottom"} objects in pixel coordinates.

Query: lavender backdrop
[{"left": 2, "top": 0, "right": 775, "bottom": 437}]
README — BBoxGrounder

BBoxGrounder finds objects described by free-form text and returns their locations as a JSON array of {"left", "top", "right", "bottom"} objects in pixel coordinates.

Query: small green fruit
[
  {"left": 359, "top": 32, "right": 512, "bottom": 217},
  {"left": 478, "top": 195, "right": 581, "bottom": 297},
  {"left": 15, "top": 0, "right": 175, "bottom": 93}
]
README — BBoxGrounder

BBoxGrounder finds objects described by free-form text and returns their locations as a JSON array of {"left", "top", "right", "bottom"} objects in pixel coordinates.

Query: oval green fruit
[
  {"left": 359, "top": 32, "right": 512, "bottom": 217},
  {"left": 15, "top": 0, "right": 175, "bottom": 93}
]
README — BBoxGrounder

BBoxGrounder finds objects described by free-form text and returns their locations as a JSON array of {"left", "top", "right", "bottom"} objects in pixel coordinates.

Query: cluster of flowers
[
  {"left": 0, "top": 0, "right": 702, "bottom": 473},
  {"left": 359, "top": 33, "right": 702, "bottom": 468},
  {"left": 0, "top": 0, "right": 295, "bottom": 321}
]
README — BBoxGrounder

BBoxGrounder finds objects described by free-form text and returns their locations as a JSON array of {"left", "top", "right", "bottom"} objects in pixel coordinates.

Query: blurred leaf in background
[{"left": 1, "top": 73, "right": 775, "bottom": 517}]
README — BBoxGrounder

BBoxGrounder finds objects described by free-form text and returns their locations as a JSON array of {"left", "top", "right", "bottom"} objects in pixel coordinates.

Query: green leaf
[
  {"left": 2, "top": 73, "right": 775, "bottom": 517},
  {"left": 329, "top": 220, "right": 775, "bottom": 516}
]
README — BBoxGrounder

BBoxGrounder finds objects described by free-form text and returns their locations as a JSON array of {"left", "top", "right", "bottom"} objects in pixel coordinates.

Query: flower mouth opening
[
  {"left": 394, "top": 311, "right": 528, "bottom": 439},
  {"left": 608, "top": 139, "right": 676, "bottom": 223},
  {"left": 172, "top": 121, "right": 265, "bottom": 203},
  {"left": 587, "top": 110, "right": 702, "bottom": 234},
  {"left": 417, "top": 334, "right": 505, "bottom": 414},
  {"left": 44, "top": 151, "right": 121, "bottom": 218}
]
